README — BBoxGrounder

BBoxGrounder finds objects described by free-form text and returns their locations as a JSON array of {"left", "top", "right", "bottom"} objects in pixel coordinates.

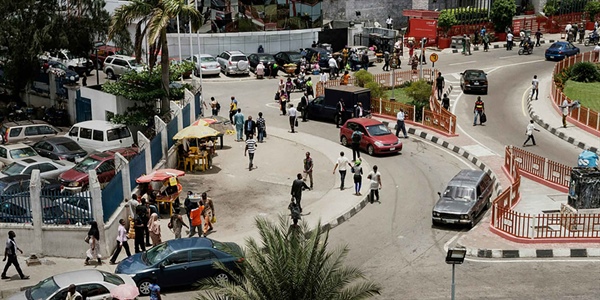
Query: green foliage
[
  {"left": 365, "top": 81, "right": 384, "bottom": 99},
  {"left": 490, "top": 0, "right": 517, "bottom": 31},
  {"left": 569, "top": 62, "right": 600, "bottom": 82},
  {"left": 525, "top": 3, "right": 535, "bottom": 11},
  {"left": 585, "top": 1, "right": 600, "bottom": 20},
  {"left": 558, "top": 0, "right": 588, "bottom": 14},
  {"left": 442, "top": 8, "right": 489, "bottom": 25},
  {"left": 544, "top": 0, "right": 559, "bottom": 16},
  {"left": 170, "top": 60, "right": 194, "bottom": 79},
  {"left": 354, "top": 70, "right": 374, "bottom": 87},
  {"left": 194, "top": 215, "right": 381, "bottom": 300},
  {"left": 553, "top": 65, "right": 573, "bottom": 89},
  {"left": 405, "top": 80, "right": 432, "bottom": 119},
  {"left": 437, "top": 10, "right": 458, "bottom": 35},
  {"left": 563, "top": 80, "right": 600, "bottom": 111}
]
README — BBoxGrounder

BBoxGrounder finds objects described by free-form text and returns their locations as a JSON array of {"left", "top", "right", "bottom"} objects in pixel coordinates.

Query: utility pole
[{"left": 420, "top": 37, "right": 426, "bottom": 79}]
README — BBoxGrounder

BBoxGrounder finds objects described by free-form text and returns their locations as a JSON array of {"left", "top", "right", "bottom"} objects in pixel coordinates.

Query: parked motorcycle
[
  {"left": 6, "top": 103, "right": 29, "bottom": 122},
  {"left": 43, "top": 106, "right": 69, "bottom": 127},
  {"left": 584, "top": 33, "right": 600, "bottom": 46},
  {"left": 293, "top": 74, "right": 306, "bottom": 92}
]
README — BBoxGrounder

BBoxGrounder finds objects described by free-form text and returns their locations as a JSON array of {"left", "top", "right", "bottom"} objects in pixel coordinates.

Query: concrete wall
[
  {"left": 80, "top": 86, "right": 136, "bottom": 121},
  {"left": 322, "top": 0, "right": 413, "bottom": 28}
]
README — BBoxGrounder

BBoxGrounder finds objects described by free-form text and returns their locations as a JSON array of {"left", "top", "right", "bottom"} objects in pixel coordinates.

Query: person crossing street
[
  {"left": 473, "top": 97, "right": 485, "bottom": 126},
  {"left": 523, "top": 120, "right": 540, "bottom": 147}
]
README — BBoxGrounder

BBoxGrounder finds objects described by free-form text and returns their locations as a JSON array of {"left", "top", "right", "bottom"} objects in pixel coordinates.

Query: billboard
[{"left": 407, "top": 19, "right": 438, "bottom": 40}]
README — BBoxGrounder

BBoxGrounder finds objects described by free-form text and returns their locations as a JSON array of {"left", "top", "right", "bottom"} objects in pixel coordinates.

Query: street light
[{"left": 446, "top": 247, "right": 466, "bottom": 300}]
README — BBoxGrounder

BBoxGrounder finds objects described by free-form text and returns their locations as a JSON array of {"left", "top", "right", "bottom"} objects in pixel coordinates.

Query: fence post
[
  {"left": 29, "top": 170, "right": 43, "bottom": 256},
  {"left": 543, "top": 157, "right": 549, "bottom": 181},
  {"left": 155, "top": 116, "right": 168, "bottom": 161},
  {"left": 138, "top": 132, "right": 152, "bottom": 175},
  {"left": 530, "top": 215, "right": 536, "bottom": 239},
  {"left": 171, "top": 101, "right": 183, "bottom": 131},
  {"left": 115, "top": 152, "right": 131, "bottom": 199},
  {"left": 88, "top": 170, "right": 107, "bottom": 257}
]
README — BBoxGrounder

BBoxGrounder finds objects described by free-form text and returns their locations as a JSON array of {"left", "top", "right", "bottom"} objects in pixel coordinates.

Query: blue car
[
  {"left": 545, "top": 41, "right": 580, "bottom": 61},
  {"left": 115, "top": 237, "right": 243, "bottom": 295}
]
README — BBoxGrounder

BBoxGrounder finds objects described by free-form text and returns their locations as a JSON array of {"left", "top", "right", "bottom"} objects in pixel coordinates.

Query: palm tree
[
  {"left": 196, "top": 215, "right": 381, "bottom": 300},
  {"left": 108, "top": 0, "right": 201, "bottom": 113}
]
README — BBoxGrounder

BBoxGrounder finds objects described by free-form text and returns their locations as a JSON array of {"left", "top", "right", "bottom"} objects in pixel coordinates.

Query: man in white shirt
[
  {"left": 332, "top": 151, "right": 352, "bottom": 190},
  {"left": 593, "top": 43, "right": 600, "bottom": 62},
  {"left": 386, "top": 15, "right": 393, "bottom": 29},
  {"left": 523, "top": 120, "right": 540, "bottom": 147},
  {"left": 288, "top": 104, "right": 298, "bottom": 133},
  {"left": 367, "top": 165, "right": 382, "bottom": 203},
  {"left": 395, "top": 109, "right": 408, "bottom": 138},
  {"left": 519, "top": 30, "right": 526, "bottom": 47},
  {"left": 531, "top": 75, "right": 539, "bottom": 100},
  {"left": 507, "top": 32, "right": 514, "bottom": 50},
  {"left": 560, "top": 99, "right": 572, "bottom": 128},
  {"left": 328, "top": 56, "right": 338, "bottom": 78},
  {"left": 109, "top": 219, "right": 131, "bottom": 264},
  {"left": 65, "top": 284, "right": 82, "bottom": 300}
]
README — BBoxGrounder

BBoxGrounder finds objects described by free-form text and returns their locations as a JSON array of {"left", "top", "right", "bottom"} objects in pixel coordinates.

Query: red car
[
  {"left": 340, "top": 118, "right": 402, "bottom": 155},
  {"left": 58, "top": 147, "right": 138, "bottom": 193}
]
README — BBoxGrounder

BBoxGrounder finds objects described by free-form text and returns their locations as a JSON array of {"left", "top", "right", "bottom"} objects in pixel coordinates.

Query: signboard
[
  {"left": 407, "top": 19, "right": 437, "bottom": 40},
  {"left": 430, "top": 53, "right": 438, "bottom": 63}
]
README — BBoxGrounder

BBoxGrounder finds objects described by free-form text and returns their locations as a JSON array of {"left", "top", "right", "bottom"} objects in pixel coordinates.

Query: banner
[{"left": 407, "top": 19, "right": 438, "bottom": 40}]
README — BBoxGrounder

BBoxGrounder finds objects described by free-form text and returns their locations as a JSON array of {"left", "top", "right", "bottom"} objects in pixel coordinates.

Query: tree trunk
[{"left": 160, "top": 29, "right": 170, "bottom": 114}]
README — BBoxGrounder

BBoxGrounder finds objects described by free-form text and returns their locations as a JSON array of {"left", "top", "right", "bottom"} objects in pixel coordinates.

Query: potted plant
[
  {"left": 437, "top": 10, "right": 457, "bottom": 49},
  {"left": 525, "top": 3, "right": 535, "bottom": 14},
  {"left": 585, "top": 1, "right": 600, "bottom": 30},
  {"left": 490, "top": 0, "right": 517, "bottom": 41}
]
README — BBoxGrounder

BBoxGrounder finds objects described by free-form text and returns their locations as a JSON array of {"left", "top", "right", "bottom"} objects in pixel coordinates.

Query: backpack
[
  {"left": 351, "top": 131, "right": 361, "bottom": 143},
  {"left": 216, "top": 102, "right": 221, "bottom": 110}
]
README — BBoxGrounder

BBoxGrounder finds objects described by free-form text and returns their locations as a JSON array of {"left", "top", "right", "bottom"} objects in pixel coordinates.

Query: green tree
[
  {"left": 490, "top": 0, "right": 517, "bottom": 32},
  {"left": 108, "top": 0, "right": 202, "bottom": 114},
  {"left": 405, "top": 80, "right": 432, "bottom": 121},
  {"left": 437, "top": 10, "right": 457, "bottom": 37},
  {"left": 195, "top": 216, "right": 381, "bottom": 300}
]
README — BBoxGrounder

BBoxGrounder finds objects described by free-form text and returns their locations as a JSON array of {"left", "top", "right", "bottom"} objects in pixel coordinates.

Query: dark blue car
[
  {"left": 545, "top": 41, "right": 580, "bottom": 61},
  {"left": 115, "top": 237, "right": 243, "bottom": 295}
]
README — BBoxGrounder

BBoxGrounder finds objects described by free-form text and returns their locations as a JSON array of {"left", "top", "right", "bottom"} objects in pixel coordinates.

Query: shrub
[
  {"left": 491, "top": 0, "right": 517, "bottom": 31},
  {"left": 570, "top": 62, "right": 600, "bottom": 82},
  {"left": 585, "top": 1, "right": 600, "bottom": 20},
  {"left": 405, "top": 80, "right": 432, "bottom": 121},
  {"left": 544, "top": 0, "right": 558, "bottom": 16},
  {"left": 553, "top": 65, "right": 573, "bottom": 89},
  {"left": 354, "top": 70, "right": 373, "bottom": 87},
  {"left": 365, "top": 82, "right": 385, "bottom": 99},
  {"left": 437, "top": 10, "right": 458, "bottom": 37}
]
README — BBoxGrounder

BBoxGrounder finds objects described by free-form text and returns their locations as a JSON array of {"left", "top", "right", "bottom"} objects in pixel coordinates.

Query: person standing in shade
[
  {"left": 169, "top": 208, "right": 188, "bottom": 239},
  {"left": 109, "top": 219, "right": 131, "bottom": 265},
  {"left": 300, "top": 92, "right": 309, "bottom": 122},
  {"left": 395, "top": 109, "right": 408, "bottom": 138},
  {"left": 291, "top": 173, "right": 310, "bottom": 213},
  {"left": 244, "top": 115, "right": 256, "bottom": 141},
  {"left": 188, "top": 202, "right": 205, "bottom": 237},
  {"left": 436, "top": 72, "right": 445, "bottom": 100},
  {"left": 531, "top": 75, "right": 539, "bottom": 100},
  {"left": 85, "top": 221, "right": 102, "bottom": 265},
  {"left": 336, "top": 98, "right": 345, "bottom": 128},
  {"left": 288, "top": 104, "right": 298, "bottom": 133},
  {"left": 442, "top": 94, "right": 450, "bottom": 110},
  {"left": 234, "top": 108, "right": 245, "bottom": 142},
  {"left": 134, "top": 206, "right": 146, "bottom": 253},
  {"left": 202, "top": 192, "right": 215, "bottom": 236},
  {"left": 244, "top": 133, "right": 257, "bottom": 170},
  {"left": 367, "top": 165, "right": 382, "bottom": 204},
  {"left": 352, "top": 158, "right": 363, "bottom": 196},
  {"left": 256, "top": 112, "right": 266, "bottom": 143},
  {"left": 332, "top": 151, "right": 352, "bottom": 190},
  {"left": 351, "top": 128, "right": 362, "bottom": 162},
  {"left": 303, "top": 151, "right": 314, "bottom": 189},
  {"left": 473, "top": 96, "right": 485, "bottom": 126},
  {"left": 229, "top": 96, "right": 238, "bottom": 123},
  {"left": 2, "top": 231, "right": 29, "bottom": 280},
  {"left": 523, "top": 120, "right": 540, "bottom": 146}
]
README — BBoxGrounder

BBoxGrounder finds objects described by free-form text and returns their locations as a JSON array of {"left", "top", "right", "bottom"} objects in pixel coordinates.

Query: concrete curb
[
  {"left": 526, "top": 97, "right": 600, "bottom": 155},
  {"left": 464, "top": 247, "right": 600, "bottom": 258}
]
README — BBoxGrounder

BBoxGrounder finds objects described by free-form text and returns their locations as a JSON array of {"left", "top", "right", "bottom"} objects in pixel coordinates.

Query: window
[
  {"left": 0, "top": 147, "right": 6, "bottom": 158},
  {"left": 113, "top": 59, "right": 127, "bottom": 67},
  {"left": 9, "top": 128, "right": 22, "bottom": 137},
  {"left": 104, "top": 57, "right": 114, "bottom": 64},
  {"left": 107, "top": 127, "right": 131, "bottom": 141},
  {"left": 79, "top": 283, "right": 109, "bottom": 298},
  {"left": 38, "top": 163, "right": 58, "bottom": 173},
  {"left": 4, "top": 183, "right": 25, "bottom": 194},
  {"left": 38, "top": 126, "right": 57, "bottom": 135},
  {"left": 97, "top": 161, "right": 114, "bottom": 173},
  {"left": 190, "top": 249, "right": 216, "bottom": 262},
  {"left": 80, "top": 128, "right": 92, "bottom": 139},
  {"left": 163, "top": 251, "right": 189, "bottom": 266},
  {"left": 24, "top": 126, "right": 39, "bottom": 136},
  {"left": 101, "top": 270, "right": 125, "bottom": 285},
  {"left": 68, "top": 127, "right": 79, "bottom": 137},
  {"left": 93, "top": 130, "right": 104, "bottom": 141},
  {"left": 56, "top": 141, "right": 80, "bottom": 153},
  {"left": 2, "top": 163, "right": 26, "bottom": 176}
]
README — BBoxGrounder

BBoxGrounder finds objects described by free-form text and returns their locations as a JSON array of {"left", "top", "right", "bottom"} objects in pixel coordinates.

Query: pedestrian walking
[
  {"left": 288, "top": 198, "right": 301, "bottom": 226},
  {"left": 245, "top": 133, "right": 257, "bottom": 170},
  {"left": 291, "top": 173, "right": 310, "bottom": 212},
  {"left": 593, "top": 43, "right": 600, "bottom": 62},
  {"left": 109, "top": 219, "right": 131, "bottom": 265},
  {"left": 523, "top": 120, "right": 540, "bottom": 147},
  {"left": 561, "top": 99, "right": 572, "bottom": 128},
  {"left": 483, "top": 34, "right": 489, "bottom": 52},
  {"left": 332, "top": 151, "right": 352, "bottom": 190},
  {"left": 507, "top": 32, "right": 514, "bottom": 50},
  {"left": 188, "top": 202, "right": 205, "bottom": 237},
  {"left": 257, "top": 112, "right": 266, "bottom": 143},
  {"left": 411, "top": 55, "right": 419, "bottom": 74},
  {"left": 436, "top": 72, "right": 445, "bottom": 100},
  {"left": 351, "top": 128, "right": 363, "bottom": 162},
  {"left": 306, "top": 77, "right": 314, "bottom": 98},
  {"left": 352, "top": 158, "right": 363, "bottom": 196},
  {"left": 149, "top": 277, "right": 162, "bottom": 300},
  {"left": 1, "top": 231, "right": 28, "bottom": 280},
  {"left": 383, "top": 51, "right": 390, "bottom": 71},
  {"left": 367, "top": 165, "right": 382, "bottom": 204},
  {"left": 320, "top": 68, "right": 329, "bottom": 83},
  {"left": 442, "top": 94, "right": 450, "bottom": 110},
  {"left": 244, "top": 115, "right": 256, "bottom": 140},
  {"left": 464, "top": 35, "right": 471, "bottom": 55},
  {"left": 303, "top": 151, "right": 314, "bottom": 189},
  {"left": 234, "top": 108, "right": 245, "bottom": 141},
  {"left": 229, "top": 96, "right": 238, "bottom": 123},
  {"left": 65, "top": 284, "right": 82, "bottom": 300},
  {"left": 531, "top": 75, "right": 539, "bottom": 100},
  {"left": 535, "top": 29, "right": 542, "bottom": 47},
  {"left": 462, "top": 34, "right": 467, "bottom": 54},
  {"left": 336, "top": 98, "right": 345, "bottom": 128},
  {"left": 168, "top": 208, "right": 188, "bottom": 239},
  {"left": 288, "top": 104, "right": 298, "bottom": 133},
  {"left": 473, "top": 96, "right": 485, "bottom": 126},
  {"left": 210, "top": 97, "right": 220, "bottom": 116},
  {"left": 183, "top": 191, "right": 194, "bottom": 226},
  {"left": 300, "top": 93, "right": 309, "bottom": 122},
  {"left": 134, "top": 206, "right": 146, "bottom": 253},
  {"left": 148, "top": 213, "right": 161, "bottom": 246},
  {"left": 395, "top": 109, "right": 408, "bottom": 138},
  {"left": 202, "top": 193, "right": 215, "bottom": 236},
  {"left": 85, "top": 221, "right": 102, "bottom": 265},
  {"left": 279, "top": 92, "right": 288, "bottom": 116},
  {"left": 285, "top": 78, "right": 293, "bottom": 99}
]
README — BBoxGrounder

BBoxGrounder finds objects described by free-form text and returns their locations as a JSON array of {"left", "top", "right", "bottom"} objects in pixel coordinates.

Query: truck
[{"left": 305, "top": 85, "right": 371, "bottom": 124}]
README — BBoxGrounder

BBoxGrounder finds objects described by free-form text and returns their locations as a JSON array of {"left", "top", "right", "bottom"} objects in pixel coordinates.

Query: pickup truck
[{"left": 41, "top": 50, "right": 94, "bottom": 76}]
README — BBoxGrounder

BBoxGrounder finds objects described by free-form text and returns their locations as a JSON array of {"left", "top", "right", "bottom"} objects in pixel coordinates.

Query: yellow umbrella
[{"left": 173, "top": 124, "right": 220, "bottom": 140}]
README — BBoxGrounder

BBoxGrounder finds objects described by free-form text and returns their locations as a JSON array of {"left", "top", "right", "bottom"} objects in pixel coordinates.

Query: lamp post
[
  {"left": 420, "top": 37, "right": 427, "bottom": 79},
  {"left": 446, "top": 248, "right": 466, "bottom": 300}
]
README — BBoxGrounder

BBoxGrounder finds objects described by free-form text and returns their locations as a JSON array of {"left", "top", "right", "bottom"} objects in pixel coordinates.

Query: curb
[
  {"left": 446, "top": 39, "right": 548, "bottom": 54},
  {"left": 463, "top": 247, "right": 600, "bottom": 258}
]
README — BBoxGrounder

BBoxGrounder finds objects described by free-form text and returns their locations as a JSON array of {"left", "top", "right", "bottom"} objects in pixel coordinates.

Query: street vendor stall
[
  {"left": 136, "top": 169, "right": 185, "bottom": 217},
  {"left": 174, "top": 124, "right": 220, "bottom": 172}
]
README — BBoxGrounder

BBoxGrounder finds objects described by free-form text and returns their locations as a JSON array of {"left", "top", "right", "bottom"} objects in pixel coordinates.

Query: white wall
[{"left": 80, "top": 87, "right": 137, "bottom": 121}]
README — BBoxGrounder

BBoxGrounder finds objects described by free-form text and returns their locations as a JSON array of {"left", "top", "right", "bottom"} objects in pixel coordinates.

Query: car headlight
[
  {"left": 461, "top": 214, "right": 470, "bottom": 220},
  {"left": 397, "top": 138, "right": 401, "bottom": 145},
  {"left": 432, "top": 212, "right": 440, "bottom": 217},
  {"left": 69, "top": 181, "right": 80, "bottom": 187},
  {"left": 69, "top": 76, "right": 75, "bottom": 81},
  {"left": 374, "top": 141, "right": 383, "bottom": 147}
]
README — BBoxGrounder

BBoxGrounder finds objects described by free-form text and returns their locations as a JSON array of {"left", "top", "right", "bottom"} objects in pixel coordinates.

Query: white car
[
  {"left": 8, "top": 269, "right": 137, "bottom": 300},
  {"left": 42, "top": 49, "right": 94, "bottom": 76},
  {"left": 349, "top": 46, "right": 377, "bottom": 65},
  {"left": 0, "top": 143, "right": 40, "bottom": 168},
  {"left": 0, "top": 157, "right": 74, "bottom": 180},
  {"left": 188, "top": 54, "right": 221, "bottom": 76},
  {"left": 103, "top": 55, "right": 145, "bottom": 79}
]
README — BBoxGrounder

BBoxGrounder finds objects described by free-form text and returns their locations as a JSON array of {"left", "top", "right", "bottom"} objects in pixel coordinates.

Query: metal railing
[{"left": 0, "top": 190, "right": 94, "bottom": 225}]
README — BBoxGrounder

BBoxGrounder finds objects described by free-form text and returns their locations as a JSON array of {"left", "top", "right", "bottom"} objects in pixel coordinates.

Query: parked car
[
  {"left": 303, "top": 47, "right": 332, "bottom": 71},
  {"left": 187, "top": 54, "right": 221, "bottom": 76},
  {"left": 0, "top": 175, "right": 62, "bottom": 199},
  {"left": 89, "top": 44, "right": 121, "bottom": 69},
  {"left": 0, "top": 120, "right": 61, "bottom": 145},
  {"left": 53, "top": 192, "right": 93, "bottom": 223},
  {"left": 0, "top": 143, "right": 40, "bottom": 168},
  {"left": 0, "top": 198, "right": 66, "bottom": 224},
  {"left": 8, "top": 269, "right": 137, "bottom": 300},
  {"left": 103, "top": 54, "right": 144, "bottom": 79},
  {"left": 115, "top": 237, "right": 243, "bottom": 295},
  {"left": 32, "top": 137, "right": 88, "bottom": 162},
  {"left": 459, "top": 69, "right": 488, "bottom": 94},
  {"left": 44, "top": 60, "right": 80, "bottom": 84},
  {"left": 348, "top": 46, "right": 377, "bottom": 65},
  {"left": 247, "top": 53, "right": 276, "bottom": 73},
  {"left": 274, "top": 51, "right": 303, "bottom": 73},
  {"left": 0, "top": 157, "right": 74, "bottom": 180},
  {"left": 58, "top": 147, "right": 139, "bottom": 193},
  {"left": 216, "top": 50, "right": 250, "bottom": 76},
  {"left": 66, "top": 121, "right": 135, "bottom": 153},
  {"left": 545, "top": 41, "right": 580, "bottom": 61},
  {"left": 339, "top": 118, "right": 402, "bottom": 156},
  {"left": 431, "top": 169, "right": 493, "bottom": 228},
  {"left": 42, "top": 49, "right": 94, "bottom": 76}
]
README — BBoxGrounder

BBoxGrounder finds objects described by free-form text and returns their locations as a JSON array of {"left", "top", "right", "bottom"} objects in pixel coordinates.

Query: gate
[
  {"left": 101, "top": 172, "right": 124, "bottom": 222},
  {"left": 129, "top": 149, "right": 147, "bottom": 189},
  {"left": 76, "top": 90, "right": 92, "bottom": 122}
]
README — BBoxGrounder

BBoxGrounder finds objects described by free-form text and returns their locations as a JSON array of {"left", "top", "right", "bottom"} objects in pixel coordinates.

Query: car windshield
[
  {"left": 143, "top": 242, "right": 172, "bottom": 265},
  {"left": 27, "top": 276, "right": 60, "bottom": 300},
  {"left": 258, "top": 55, "right": 275, "bottom": 62},
  {"left": 366, "top": 124, "right": 391, "bottom": 136},
  {"left": 200, "top": 56, "right": 216, "bottom": 63},
  {"left": 230, "top": 56, "right": 247, "bottom": 62},
  {"left": 549, "top": 43, "right": 562, "bottom": 49},
  {"left": 56, "top": 141, "right": 81, "bottom": 153},
  {"left": 2, "top": 162, "right": 26, "bottom": 176},
  {"left": 127, "top": 59, "right": 141, "bottom": 67},
  {"left": 288, "top": 53, "right": 303, "bottom": 61},
  {"left": 9, "top": 147, "right": 38, "bottom": 159},
  {"left": 465, "top": 71, "right": 486, "bottom": 80},
  {"left": 74, "top": 157, "right": 101, "bottom": 172},
  {"left": 443, "top": 186, "right": 475, "bottom": 201}
]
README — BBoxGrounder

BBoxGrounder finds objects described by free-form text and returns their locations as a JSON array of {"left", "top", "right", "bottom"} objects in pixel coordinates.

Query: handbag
[
  {"left": 211, "top": 215, "right": 217, "bottom": 223},
  {"left": 295, "top": 119, "right": 299, "bottom": 127},
  {"left": 480, "top": 112, "right": 487, "bottom": 124},
  {"left": 84, "top": 235, "right": 90, "bottom": 244}
]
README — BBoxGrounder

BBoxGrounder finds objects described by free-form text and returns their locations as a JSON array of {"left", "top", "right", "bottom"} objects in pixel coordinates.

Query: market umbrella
[
  {"left": 191, "top": 119, "right": 210, "bottom": 126},
  {"left": 136, "top": 169, "right": 185, "bottom": 183},
  {"left": 110, "top": 284, "right": 139, "bottom": 300},
  {"left": 173, "top": 124, "right": 220, "bottom": 140}
]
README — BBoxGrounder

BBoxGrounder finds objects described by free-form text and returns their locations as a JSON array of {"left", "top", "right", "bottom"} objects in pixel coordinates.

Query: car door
[
  {"left": 188, "top": 249, "right": 219, "bottom": 283},
  {"left": 23, "top": 126, "right": 40, "bottom": 144},
  {"left": 248, "top": 54, "right": 257, "bottom": 69},
  {"left": 34, "top": 141, "right": 54, "bottom": 159},
  {"left": 308, "top": 97, "right": 325, "bottom": 118},
  {"left": 358, "top": 124, "right": 370, "bottom": 149},
  {"left": 158, "top": 250, "right": 190, "bottom": 287},
  {"left": 78, "top": 283, "right": 111, "bottom": 300},
  {"left": 37, "top": 162, "right": 60, "bottom": 179}
]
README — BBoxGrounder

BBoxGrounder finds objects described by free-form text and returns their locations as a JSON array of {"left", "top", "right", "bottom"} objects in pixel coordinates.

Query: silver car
[
  {"left": 0, "top": 143, "right": 40, "bottom": 168},
  {"left": 431, "top": 170, "right": 493, "bottom": 227},
  {"left": 349, "top": 46, "right": 377, "bottom": 65},
  {"left": 188, "top": 54, "right": 221, "bottom": 76},
  {"left": 103, "top": 54, "right": 144, "bottom": 79},
  {"left": 0, "top": 157, "right": 75, "bottom": 180},
  {"left": 8, "top": 269, "right": 137, "bottom": 300},
  {"left": 216, "top": 50, "right": 250, "bottom": 76}
]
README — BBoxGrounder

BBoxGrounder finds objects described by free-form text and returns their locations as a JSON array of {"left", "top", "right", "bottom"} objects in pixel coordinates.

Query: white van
[{"left": 66, "top": 121, "right": 134, "bottom": 153}]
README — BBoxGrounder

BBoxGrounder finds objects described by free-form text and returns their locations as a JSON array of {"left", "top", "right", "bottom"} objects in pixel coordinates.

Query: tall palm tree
[
  {"left": 108, "top": 0, "right": 201, "bottom": 113},
  {"left": 196, "top": 216, "right": 381, "bottom": 300}
]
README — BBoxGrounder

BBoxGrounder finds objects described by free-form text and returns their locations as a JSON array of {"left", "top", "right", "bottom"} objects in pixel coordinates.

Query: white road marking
[
  {"left": 450, "top": 73, "right": 461, "bottom": 80},
  {"left": 449, "top": 60, "right": 477, "bottom": 66},
  {"left": 487, "top": 59, "right": 545, "bottom": 74},
  {"left": 498, "top": 55, "right": 520, "bottom": 59}
]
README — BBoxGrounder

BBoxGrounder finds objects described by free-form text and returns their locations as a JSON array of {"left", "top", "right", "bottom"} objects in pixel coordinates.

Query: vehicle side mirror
[
  {"left": 437, "top": 192, "right": 441, "bottom": 197},
  {"left": 159, "top": 262, "right": 166, "bottom": 270},
  {"left": 459, "top": 73, "right": 463, "bottom": 75}
]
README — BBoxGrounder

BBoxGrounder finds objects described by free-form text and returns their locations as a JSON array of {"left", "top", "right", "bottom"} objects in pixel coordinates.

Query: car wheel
[
  {"left": 367, "top": 145, "right": 375, "bottom": 156},
  {"left": 138, "top": 279, "right": 152, "bottom": 296},
  {"left": 485, "top": 199, "right": 491, "bottom": 210},
  {"left": 341, "top": 136, "right": 349, "bottom": 146},
  {"left": 106, "top": 69, "right": 115, "bottom": 79},
  {"left": 214, "top": 272, "right": 231, "bottom": 285}
]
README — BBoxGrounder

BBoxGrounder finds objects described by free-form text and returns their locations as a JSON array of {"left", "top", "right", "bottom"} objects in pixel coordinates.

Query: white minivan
[{"left": 66, "top": 121, "right": 134, "bottom": 153}]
